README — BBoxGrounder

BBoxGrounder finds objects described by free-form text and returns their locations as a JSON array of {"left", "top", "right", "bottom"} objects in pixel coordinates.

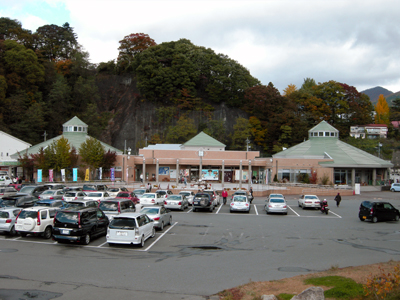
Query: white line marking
[
  {"left": 187, "top": 208, "right": 193, "bottom": 213},
  {"left": 329, "top": 210, "right": 342, "bottom": 218},
  {"left": 254, "top": 205, "right": 258, "bottom": 215},
  {"left": 140, "top": 221, "right": 178, "bottom": 252},
  {"left": 216, "top": 204, "right": 223, "bottom": 214},
  {"left": 288, "top": 205, "right": 300, "bottom": 216},
  {"left": 98, "top": 241, "right": 108, "bottom": 247}
]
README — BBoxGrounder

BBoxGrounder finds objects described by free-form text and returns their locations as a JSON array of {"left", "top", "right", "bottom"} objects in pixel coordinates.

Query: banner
[
  {"left": 37, "top": 169, "right": 42, "bottom": 183},
  {"left": 73, "top": 168, "right": 78, "bottom": 182},
  {"left": 111, "top": 168, "right": 115, "bottom": 181},
  {"left": 234, "top": 170, "right": 249, "bottom": 181},
  {"left": 49, "top": 169, "right": 53, "bottom": 182},
  {"left": 201, "top": 169, "right": 219, "bottom": 181},
  {"left": 85, "top": 168, "right": 89, "bottom": 181},
  {"left": 126, "top": 167, "right": 128, "bottom": 181},
  {"left": 61, "top": 169, "right": 65, "bottom": 182},
  {"left": 99, "top": 167, "right": 102, "bottom": 180},
  {"left": 159, "top": 167, "right": 170, "bottom": 175}
]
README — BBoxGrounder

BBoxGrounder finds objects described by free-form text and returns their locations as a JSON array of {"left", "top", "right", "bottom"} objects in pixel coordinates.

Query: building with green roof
[{"left": 273, "top": 121, "right": 392, "bottom": 185}]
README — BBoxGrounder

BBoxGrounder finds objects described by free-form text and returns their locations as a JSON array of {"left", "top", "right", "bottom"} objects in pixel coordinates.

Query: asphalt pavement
[{"left": 0, "top": 191, "right": 399, "bottom": 299}]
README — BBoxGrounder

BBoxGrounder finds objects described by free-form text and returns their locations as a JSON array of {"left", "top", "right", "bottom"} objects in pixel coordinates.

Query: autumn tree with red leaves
[{"left": 117, "top": 33, "right": 156, "bottom": 72}]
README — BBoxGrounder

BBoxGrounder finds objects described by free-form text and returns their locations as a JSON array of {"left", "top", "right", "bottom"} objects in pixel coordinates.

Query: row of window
[
  {"left": 63, "top": 126, "right": 87, "bottom": 132},
  {"left": 309, "top": 131, "right": 338, "bottom": 137}
]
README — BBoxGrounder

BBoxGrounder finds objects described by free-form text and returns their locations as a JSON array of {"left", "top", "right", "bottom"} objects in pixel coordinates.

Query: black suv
[
  {"left": 53, "top": 207, "right": 109, "bottom": 244},
  {"left": 359, "top": 201, "right": 400, "bottom": 223},
  {"left": 193, "top": 193, "right": 215, "bottom": 212}
]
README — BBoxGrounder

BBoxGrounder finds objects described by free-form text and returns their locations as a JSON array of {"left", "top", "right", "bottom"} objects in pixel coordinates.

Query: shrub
[
  {"left": 304, "top": 276, "right": 364, "bottom": 299},
  {"left": 364, "top": 265, "right": 400, "bottom": 299}
]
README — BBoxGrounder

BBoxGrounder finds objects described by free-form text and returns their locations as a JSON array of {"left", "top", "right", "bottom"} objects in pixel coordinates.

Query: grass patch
[
  {"left": 304, "top": 276, "right": 364, "bottom": 299},
  {"left": 277, "top": 293, "right": 295, "bottom": 300}
]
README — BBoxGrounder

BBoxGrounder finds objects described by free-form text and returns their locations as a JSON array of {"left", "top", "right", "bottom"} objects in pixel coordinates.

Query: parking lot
[{"left": 1, "top": 191, "right": 400, "bottom": 299}]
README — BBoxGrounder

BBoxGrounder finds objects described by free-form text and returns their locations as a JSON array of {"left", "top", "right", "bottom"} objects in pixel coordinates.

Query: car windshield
[
  {"left": 235, "top": 192, "right": 246, "bottom": 196},
  {"left": 109, "top": 218, "right": 136, "bottom": 229},
  {"left": 65, "top": 192, "right": 77, "bottom": 197},
  {"left": 83, "top": 185, "right": 96, "bottom": 191},
  {"left": 270, "top": 199, "right": 285, "bottom": 203},
  {"left": 41, "top": 190, "right": 54, "bottom": 195},
  {"left": 156, "top": 191, "right": 166, "bottom": 195},
  {"left": 35, "top": 202, "right": 51, "bottom": 207},
  {"left": 179, "top": 192, "right": 190, "bottom": 196},
  {"left": 233, "top": 196, "right": 246, "bottom": 202},
  {"left": 87, "top": 193, "right": 102, "bottom": 197},
  {"left": 305, "top": 196, "right": 318, "bottom": 199},
  {"left": 108, "top": 188, "right": 119, "bottom": 192},
  {"left": 99, "top": 202, "right": 118, "bottom": 211},
  {"left": 67, "top": 202, "right": 85, "bottom": 207},
  {"left": 0, "top": 211, "right": 9, "bottom": 218},
  {"left": 134, "top": 189, "right": 145, "bottom": 194},
  {"left": 54, "top": 211, "right": 78, "bottom": 223},
  {"left": 141, "top": 194, "right": 156, "bottom": 198},
  {"left": 19, "top": 186, "right": 35, "bottom": 193},
  {"left": 18, "top": 210, "right": 38, "bottom": 219},
  {"left": 168, "top": 195, "right": 181, "bottom": 200},
  {"left": 141, "top": 208, "right": 159, "bottom": 215},
  {"left": 1, "top": 199, "right": 17, "bottom": 206},
  {"left": 117, "top": 192, "right": 130, "bottom": 197}
]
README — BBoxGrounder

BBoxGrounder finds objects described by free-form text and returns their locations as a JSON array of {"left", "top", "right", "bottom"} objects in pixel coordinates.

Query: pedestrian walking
[
  {"left": 140, "top": 173, "right": 143, "bottom": 183},
  {"left": 334, "top": 192, "right": 341, "bottom": 207}
]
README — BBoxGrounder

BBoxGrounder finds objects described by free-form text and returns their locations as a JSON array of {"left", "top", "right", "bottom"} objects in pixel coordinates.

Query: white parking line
[
  {"left": 216, "top": 204, "right": 223, "bottom": 214},
  {"left": 187, "top": 208, "right": 193, "bottom": 213},
  {"left": 254, "top": 204, "right": 258, "bottom": 215},
  {"left": 288, "top": 205, "right": 300, "bottom": 216},
  {"left": 139, "top": 221, "right": 178, "bottom": 252},
  {"left": 329, "top": 210, "right": 342, "bottom": 218}
]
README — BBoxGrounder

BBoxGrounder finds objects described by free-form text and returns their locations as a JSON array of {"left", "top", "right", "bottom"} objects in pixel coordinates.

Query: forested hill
[{"left": 0, "top": 18, "right": 377, "bottom": 157}]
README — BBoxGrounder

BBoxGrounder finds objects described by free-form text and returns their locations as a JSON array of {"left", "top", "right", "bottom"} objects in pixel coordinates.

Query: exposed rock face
[
  {"left": 96, "top": 75, "right": 249, "bottom": 152},
  {"left": 290, "top": 286, "right": 325, "bottom": 300}
]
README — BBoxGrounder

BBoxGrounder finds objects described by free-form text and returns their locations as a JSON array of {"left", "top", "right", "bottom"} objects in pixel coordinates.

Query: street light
[{"left": 378, "top": 143, "right": 382, "bottom": 158}]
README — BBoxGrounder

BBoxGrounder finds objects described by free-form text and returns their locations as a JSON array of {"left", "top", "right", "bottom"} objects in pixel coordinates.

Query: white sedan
[
  {"left": 84, "top": 191, "right": 113, "bottom": 203},
  {"left": 106, "top": 212, "right": 155, "bottom": 247},
  {"left": 298, "top": 195, "right": 320, "bottom": 209},
  {"left": 230, "top": 195, "right": 250, "bottom": 213},
  {"left": 140, "top": 193, "right": 164, "bottom": 205}
]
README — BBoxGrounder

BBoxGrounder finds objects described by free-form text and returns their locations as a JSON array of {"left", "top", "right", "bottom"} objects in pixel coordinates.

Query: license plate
[
  {"left": 117, "top": 231, "right": 127, "bottom": 236},
  {"left": 61, "top": 229, "right": 70, "bottom": 235},
  {"left": 363, "top": 216, "right": 366, "bottom": 219}
]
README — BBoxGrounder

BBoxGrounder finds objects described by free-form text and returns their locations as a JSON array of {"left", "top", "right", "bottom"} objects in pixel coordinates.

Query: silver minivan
[{"left": 99, "top": 199, "right": 136, "bottom": 221}]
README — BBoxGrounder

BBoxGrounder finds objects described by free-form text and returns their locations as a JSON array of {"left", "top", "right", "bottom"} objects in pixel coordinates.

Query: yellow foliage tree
[
  {"left": 283, "top": 84, "right": 297, "bottom": 96},
  {"left": 375, "top": 94, "right": 390, "bottom": 125}
]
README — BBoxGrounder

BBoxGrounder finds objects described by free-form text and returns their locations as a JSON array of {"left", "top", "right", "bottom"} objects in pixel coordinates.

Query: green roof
[
  {"left": 273, "top": 121, "right": 392, "bottom": 168},
  {"left": 63, "top": 116, "right": 88, "bottom": 127},
  {"left": 11, "top": 133, "right": 122, "bottom": 159},
  {"left": 309, "top": 120, "right": 338, "bottom": 133},
  {"left": 183, "top": 131, "right": 226, "bottom": 147}
]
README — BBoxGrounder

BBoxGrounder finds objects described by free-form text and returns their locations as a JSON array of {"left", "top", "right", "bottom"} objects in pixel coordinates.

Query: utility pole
[
  {"left": 43, "top": 131, "right": 47, "bottom": 141},
  {"left": 246, "top": 137, "right": 250, "bottom": 151}
]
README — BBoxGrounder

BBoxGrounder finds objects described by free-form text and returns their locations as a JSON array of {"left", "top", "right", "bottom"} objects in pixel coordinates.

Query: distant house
[
  {"left": 349, "top": 124, "right": 388, "bottom": 139},
  {"left": 391, "top": 121, "right": 400, "bottom": 130},
  {"left": 0, "top": 131, "right": 31, "bottom": 177}
]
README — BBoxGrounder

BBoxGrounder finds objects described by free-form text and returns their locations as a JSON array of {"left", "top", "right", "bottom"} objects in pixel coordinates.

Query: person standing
[
  {"left": 222, "top": 188, "right": 228, "bottom": 205},
  {"left": 140, "top": 173, "right": 143, "bottom": 183},
  {"left": 334, "top": 192, "right": 341, "bottom": 207},
  {"left": 184, "top": 176, "right": 187, "bottom": 187}
]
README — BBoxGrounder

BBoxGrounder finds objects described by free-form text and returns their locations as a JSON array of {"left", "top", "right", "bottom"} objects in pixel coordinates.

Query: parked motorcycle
[{"left": 320, "top": 199, "right": 329, "bottom": 215}]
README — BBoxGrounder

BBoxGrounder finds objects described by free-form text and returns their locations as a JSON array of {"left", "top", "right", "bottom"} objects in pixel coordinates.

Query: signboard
[
  {"left": 235, "top": 170, "right": 249, "bottom": 181},
  {"left": 49, "top": 169, "right": 53, "bottom": 182},
  {"left": 170, "top": 169, "right": 177, "bottom": 179},
  {"left": 99, "top": 167, "right": 102, "bottom": 180},
  {"left": 111, "top": 168, "right": 115, "bottom": 181},
  {"left": 73, "top": 168, "right": 78, "bottom": 182},
  {"left": 201, "top": 169, "right": 219, "bottom": 181},
  {"left": 85, "top": 169, "right": 89, "bottom": 181},
  {"left": 159, "top": 167, "right": 170, "bottom": 175},
  {"left": 61, "top": 169, "right": 66, "bottom": 182},
  {"left": 37, "top": 169, "right": 42, "bottom": 183}
]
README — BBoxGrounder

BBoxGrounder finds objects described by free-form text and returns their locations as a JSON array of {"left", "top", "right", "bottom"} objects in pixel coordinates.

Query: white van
[{"left": 0, "top": 175, "right": 12, "bottom": 186}]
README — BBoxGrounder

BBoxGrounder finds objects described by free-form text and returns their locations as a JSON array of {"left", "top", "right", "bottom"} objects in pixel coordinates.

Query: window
[
  {"left": 41, "top": 210, "right": 47, "bottom": 219},
  {"left": 319, "top": 132, "right": 323, "bottom": 136},
  {"left": 49, "top": 209, "right": 56, "bottom": 218}
]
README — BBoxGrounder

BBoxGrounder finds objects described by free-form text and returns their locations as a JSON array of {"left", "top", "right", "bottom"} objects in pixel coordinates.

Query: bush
[
  {"left": 364, "top": 265, "right": 400, "bottom": 299},
  {"left": 304, "top": 276, "right": 364, "bottom": 299}
]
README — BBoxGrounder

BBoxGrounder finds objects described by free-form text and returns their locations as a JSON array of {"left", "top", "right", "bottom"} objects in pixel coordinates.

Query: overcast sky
[{"left": 2, "top": 0, "right": 400, "bottom": 94}]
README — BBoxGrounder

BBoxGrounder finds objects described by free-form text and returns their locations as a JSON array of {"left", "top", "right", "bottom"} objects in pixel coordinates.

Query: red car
[
  {"left": 115, "top": 191, "right": 140, "bottom": 204},
  {"left": 8, "top": 183, "right": 22, "bottom": 191}
]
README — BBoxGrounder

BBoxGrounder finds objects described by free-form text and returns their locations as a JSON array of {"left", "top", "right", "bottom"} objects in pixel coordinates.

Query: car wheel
[
  {"left": 151, "top": 228, "right": 155, "bottom": 238},
  {"left": 209, "top": 206, "right": 213, "bottom": 212},
  {"left": 391, "top": 189, "right": 395, "bottom": 192},
  {"left": 169, "top": 216, "right": 172, "bottom": 225},
  {"left": 395, "top": 215, "right": 400, "bottom": 222},
  {"left": 359, "top": 216, "right": 365, "bottom": 221},
  {"left": 8, "top": 225, "right": 16, "bottom": 236},
  {"left": 108, "top": 243, "right": 114, "bottom": 247},
  {"left": 43, "top": 226, "right": 52, "bottom": 239},
  {"left": 140, "top": 235, "right": 145, "bottom": 247},
  {"left": 160, "top": 221, "right": 164, "bottom": 231},
  {"left": 372, "top": 216, "right": 378, "bottom": 223},
  {"left": 82, "top": 233, "right": 91, "bottom": 245},
  {"left": 193, "top": 208, "right": 197, "bottom": 212},
  {"left": 298, "top": 202, "right": 301, "bottom": 207},
  {"left": 20, "top": 232, "right": 27, "bottom": 237},
  {"left": 266, "top": 211, "right": 269, "bottom": 214}
]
